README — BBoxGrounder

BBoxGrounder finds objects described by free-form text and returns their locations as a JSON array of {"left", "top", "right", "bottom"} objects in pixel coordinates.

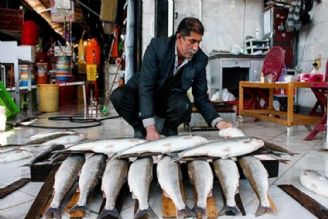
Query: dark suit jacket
[{"left": 127, "top": 35, "right": 219, "bottom": 126}]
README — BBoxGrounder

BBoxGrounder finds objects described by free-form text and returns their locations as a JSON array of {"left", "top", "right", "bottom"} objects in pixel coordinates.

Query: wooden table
[{"left": 239, "top": 81, "right": 321, "bottom": 135}]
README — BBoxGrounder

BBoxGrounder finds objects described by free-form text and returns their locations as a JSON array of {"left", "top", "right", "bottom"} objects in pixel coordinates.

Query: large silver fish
[
  {"left": 213, "top": 159, "right": 241, "bottom": 216},
  {"left": 98, "top": 158, "right": 129, "bottom": 219},
  {"left": 65, "top": 138, "right": 146, "bottom": 155},
  {"left": 115, "top": 135, "right": 208, "bottom": 159},
  {"left": 44, "top": 155, "right": 85, "bottom": 219},
  {"left": 175, "top": 137, "right": 264, "bottom": 160},
  {"left": 0, "top": 131, "right": 80, "bottom": 147},
  {"left": 23, "top": 144, "right": 65, "bottom": 166},
  {"left": 69, "top": 153, "right": 107, "bottom": 214},
  {"left": 157, "top": 156, "right": 194, "bottom": 219},
  {"left": 39, "top": 133, "right": 86, "bottom": 147},
  {"left": 128, "top": 157, "right": 158, "bottom": 219},
  {"left": 29, "top": 130, "right": 77, "bottom": 141},
  {"left": 300, "top": 169, "right": 328, "bottom": 197},
  {"left": 238, "top": 156, "right": 276, "bottom": 216},
  {"left": 187, "top": 160, "right": 213, "bottom": 219}
]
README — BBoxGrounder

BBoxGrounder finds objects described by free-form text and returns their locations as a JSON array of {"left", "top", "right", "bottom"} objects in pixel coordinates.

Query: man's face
[{"left": 176, "top": 31, "right": 202, "bottom": 59}]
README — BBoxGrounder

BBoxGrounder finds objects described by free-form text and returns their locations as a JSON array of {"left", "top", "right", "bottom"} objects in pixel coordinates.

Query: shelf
[{"left": 6, "top": 85, "right": 37, "bottom": 92}]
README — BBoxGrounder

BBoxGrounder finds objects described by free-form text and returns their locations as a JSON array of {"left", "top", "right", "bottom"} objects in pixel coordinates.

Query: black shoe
[
  {"left": 161, "top": 126, "right": 178, "bottom": 136},
  {"left": 134, "top": 128, "right": 146, "bottom": 139}
]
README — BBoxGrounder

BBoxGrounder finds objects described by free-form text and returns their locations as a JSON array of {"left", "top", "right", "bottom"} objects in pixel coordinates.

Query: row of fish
[
  {"left": 62, "top": 135, "right": 267, "bottom": 162},
  {"left": 1, "top": 128, "right": 293, "bottom": 164},
  {"left": 44, "top": 153, "right": 276, "bottom": 219}
]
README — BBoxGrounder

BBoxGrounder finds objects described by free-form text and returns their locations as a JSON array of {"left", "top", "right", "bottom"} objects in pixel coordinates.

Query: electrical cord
[{"left": 14, "top": 115, "right": 121, "bottom": 129}]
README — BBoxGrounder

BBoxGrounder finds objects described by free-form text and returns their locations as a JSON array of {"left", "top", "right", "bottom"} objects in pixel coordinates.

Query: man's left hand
[{"left": 216, "top": 120, "right": 233, "bottom": 130}]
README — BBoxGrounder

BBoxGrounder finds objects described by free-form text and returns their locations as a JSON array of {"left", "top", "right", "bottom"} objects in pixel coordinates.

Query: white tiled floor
[{"left": 0, "top": 108, "right": 328, "bottom": 219}]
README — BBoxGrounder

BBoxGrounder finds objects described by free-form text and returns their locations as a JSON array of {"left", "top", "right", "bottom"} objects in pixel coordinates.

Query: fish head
[
  {"left": 218, "top": 127, "right": 246, "bottom": 138},
  {"left": 246, "top": 138, "right": 265, "bottom": 148}
]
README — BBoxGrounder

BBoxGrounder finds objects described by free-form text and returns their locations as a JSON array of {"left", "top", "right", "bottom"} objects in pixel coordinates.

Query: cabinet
[
  {"left": 0, "top": 42, "right": 36, "bottom": 115},
  {"left": 207, "top": 54, "right": 264, "bottom": 98},
  {"left": 245, "top": 38, "right": 270, "bottom": 55},
  {"left": 264, "top": 5, "right": 295, "bottom": 68}
]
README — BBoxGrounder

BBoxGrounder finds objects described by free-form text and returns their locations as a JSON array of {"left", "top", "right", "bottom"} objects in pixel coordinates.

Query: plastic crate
[{"left": 0, "top": 82, "right": 20, "bottom": 118}]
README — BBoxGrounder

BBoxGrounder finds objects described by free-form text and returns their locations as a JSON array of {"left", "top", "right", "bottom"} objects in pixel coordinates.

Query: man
[{"left": 111, "top": 17, "right": 232, "bottom": 140}]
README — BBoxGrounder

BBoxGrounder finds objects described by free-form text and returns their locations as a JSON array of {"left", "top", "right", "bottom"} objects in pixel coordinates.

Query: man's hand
[
  {"left": 145, "top": 124, "right": 161, "bottom": 141},
  {"left": 216, "top": 120, "right": 233, "bottom": 130}
]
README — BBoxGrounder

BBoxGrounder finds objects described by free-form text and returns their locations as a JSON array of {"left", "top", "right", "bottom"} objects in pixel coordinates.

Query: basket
[
  {"left": 37, "top": 84, "right": 59, "bottom": 112},
  {"left": 0, "top": 82, "right": 20, "bottom": 118}
]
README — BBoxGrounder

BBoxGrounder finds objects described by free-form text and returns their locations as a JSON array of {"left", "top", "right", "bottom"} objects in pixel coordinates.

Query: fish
[
  {"left": 69, "top": 153, "right": 107, "bottom": 214},
  {"left": 114, "top": 135, "right": 208, "bottom": 159},
  {"left": 253, "top": 154, "right": 290, "bottom": 164},
  {"left": 218, "top": 127, "right": 246, "bottom": 138},
  {"left": 64, "top": 138, "right": 147, "bottom": 155},
  {"left": 300, "top": 169, "right": 328, "bottom": 197},
  {"left": 174, "top": 137, "right": 264, "bottom": 161},
  {"left": 261, "top": 140, "right": 297, "bottom": 156},
  {"left": 218, "top": 128, "right": 295, "bottom": 156},
  {"left": 1, "top": 131, "right": 77, "bottom": 147},
  {"left": 98, "top": 158, "right": 129, "bottom": 219},
  {"left": 39, "top": 133, "right": 86, "bottom": 148},
  {"left": 23, "top": 144, "right": 65, "bottom": 166},
  {"left": 44, "top": 155, "right": 85, "bottom": 219},
  {"left": 238, "top": 156, "right": 277, "bottom": 217},
  {"left": 157, "top": 156, "right": 194, "bottom": 219},
  {"left": 213, "top": 159, "right": 241, "bottom": 216},
  {"left": 128, "top": 157, "right": 158, "bottom": 219},
  {"left": 29, "top": 130, "right": 77, "bottom": 141},
  {"left": 187, "top": 160, "right": 213, "bottom": 218}
]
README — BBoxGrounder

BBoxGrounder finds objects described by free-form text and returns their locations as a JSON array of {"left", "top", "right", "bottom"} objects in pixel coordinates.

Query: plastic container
[{"left": 37, "top": 84, "right": 59, "bottom": 112}]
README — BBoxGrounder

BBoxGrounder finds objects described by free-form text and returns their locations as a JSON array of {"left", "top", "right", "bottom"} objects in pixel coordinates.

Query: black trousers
[{"left": 110, "top": 85, "right": 192, "bottom": 131}]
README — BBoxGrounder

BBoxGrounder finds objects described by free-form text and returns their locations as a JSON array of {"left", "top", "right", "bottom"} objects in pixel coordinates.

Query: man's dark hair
[{"left": 176, "top": 17, "right": 204, "bottom": 37}]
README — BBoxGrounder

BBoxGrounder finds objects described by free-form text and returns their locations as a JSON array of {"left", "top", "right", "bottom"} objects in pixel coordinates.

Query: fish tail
[
  {"left": 255, "top": 205, "right": 276, "bottom": 217},
  {"left": 192, "top": 206, "right": 207, "bottom": 218},
  {"left": 68, "top": 204, "right": 90, "bottom": 214},
  {"left": 177, "top": 206, "right": 196, "bottom": 219},
  {"left": 134, "top": 206, "right": 159, "bottom": 219},
  {"left": 169, "top": 153, "right": 181, "bottom": 162},
  {"left": 44, "top": 207, "right": 62, "bottom": 219},
  {"left": 219, "top": 205, "right": 241, "bottom": 216},
  {"left": 97, "top": 208, "right": 121, "bottom": 219}
]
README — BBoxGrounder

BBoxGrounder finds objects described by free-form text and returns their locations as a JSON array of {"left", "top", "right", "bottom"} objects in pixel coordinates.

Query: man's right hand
[{"left": 145, "top": 124, "right": 161, "bottom": 141}]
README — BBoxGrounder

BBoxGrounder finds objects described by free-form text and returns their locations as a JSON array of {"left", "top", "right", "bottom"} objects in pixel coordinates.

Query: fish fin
[
  {"left": 279, "top": 159, "right": 291, "bottom": 164},
  {"left": 177, "top": 207, "right": 196, "bottom": 218},
  {"left": 44, "top": 207, "right": 62, "bottom": 219},
  {"left": 255, "top": 205, "right": 276, "bottom": 217},
  {"left": 97, "top": 208, "right": 121, "bottom": 219},
  {"left": 68, "top": 205, "right": 90, "bottom": 214},
  {"left": 134, "top": 206, "right": 159, "bottom": 219},
  {"left": 207, "top": 190, "right": 213, "bottom": 197},
  {"left": 192, "top": 206, "right": 207, "bottom": 218},
  {"left": 268, "top": 195, "right": 278, "bottom": 214},
  {"left": 163, "top": 191, "right": 170, "bottom": 198},
  {"left": 169, "top": 153, "right": 181, "bottom": 162},
  {"left": 219, "top": 205, "right": 241, "bottom": 216}
]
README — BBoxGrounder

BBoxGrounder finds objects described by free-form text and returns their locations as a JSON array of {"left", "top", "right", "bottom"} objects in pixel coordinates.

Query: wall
[
  {"left": 142, "top": 0, "right": 264, "bottom": 55},
  {"left": 296, "top": 0, "right": 328, "bottom": 107}
]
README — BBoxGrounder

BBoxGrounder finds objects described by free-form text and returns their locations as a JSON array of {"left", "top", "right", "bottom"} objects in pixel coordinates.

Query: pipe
[
  {"left": 168, "top": 0, "right": 174, "bottom": 36},
  {"left": 198, "top": 0, "right": 202, "bottom": 21}
]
